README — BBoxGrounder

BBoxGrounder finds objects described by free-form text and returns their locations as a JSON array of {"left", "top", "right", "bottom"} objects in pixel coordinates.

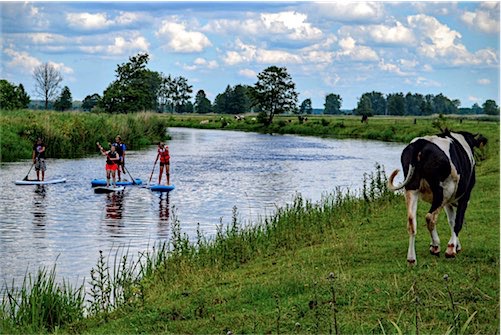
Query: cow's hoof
[
  {"left": 446, "top": 244, "right": 457, "bottom": 258},
  {"left": 429, "top": 246, "right": 440, "bottom": 256}
]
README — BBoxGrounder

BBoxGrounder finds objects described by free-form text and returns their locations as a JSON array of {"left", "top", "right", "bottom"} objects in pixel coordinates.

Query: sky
[{"left": 1, "top": 1, "right": 499, "bottom": 109}]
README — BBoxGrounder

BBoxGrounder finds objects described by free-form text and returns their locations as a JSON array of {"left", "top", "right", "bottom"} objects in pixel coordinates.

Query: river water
[{"left": 0, "top": 127, "right": 404, "bottom": 287}]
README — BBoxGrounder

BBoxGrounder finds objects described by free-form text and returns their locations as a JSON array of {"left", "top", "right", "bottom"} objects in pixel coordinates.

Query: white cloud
[
  {"left": 204, "top": 11, "right": 322, "bottom": 42},
  {"left": 408, "top": 14, "right": 498, "bottom": 66},
  {"left": 65, "top": 11, "right": 144, "bottom": 31},
  {"left": 311, "top": 2, "right": 385, "bottom": 22},
  {"left": 379, "top": 59, "right": 408, "bottom": 76},
  {"left": 4, "top": 48, "right": 42, "bottom": 74},
  {"left": 183, "top": 57, "right": 219, "bottom": 71},
  {"left": 468, "top": 95, "right": 481, "bottom": 102},
  {"left": 239, "top": 69, "right": 257, "bottom": 78},
  {"left": 336, "top": 37, "right": 379, "bottom": 61},
  {"left": 79, "top": 33, "right": 149, "bottom": 56},
  {"left": 478, "top": 78, "right": 491, "bottom": 85},
  {"left": 156, "top": 20, "right": 211, "bottom": 53},
  {"left": 223, "top": 39, "right": 302, "bottom": 65},
  {"left": 339, "top": 21, "right": 415, "bottom": 45},
  {"left": 48, "top": 61, "right": 74, "bottom": 75},
  {"left": 261, "top": 11, "right": 322, "bottom": 40},
  {"left": 66, "top": 12, "right": 112, "bottom": 30},
  {"left": 461, "top": 3, "right": 500, "bottom": 34}
]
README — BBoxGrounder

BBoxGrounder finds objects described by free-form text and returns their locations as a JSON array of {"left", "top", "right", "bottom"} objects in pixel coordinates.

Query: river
[{"left": 0, "top": 127, "right": 404, "bottom": 287}]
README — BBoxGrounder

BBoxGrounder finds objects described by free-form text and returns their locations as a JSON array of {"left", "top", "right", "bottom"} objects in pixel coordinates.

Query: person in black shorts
[
  {"left": 32, "top": 138, "right": 46, "bottom": 181},
  {"left": 113, "top": 135, "right": 127, "bottom": 181}
]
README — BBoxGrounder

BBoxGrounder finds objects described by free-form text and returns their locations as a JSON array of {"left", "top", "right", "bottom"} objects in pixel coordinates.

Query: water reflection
[
  {"left": 32, "top": 185, "right": 47, "bottom": 227},
  {"left": 158, "top": 193, "right": 170, "bottom": 223},
  {"left": 102, "top": 191, "right": 125, "bottom": 237}
]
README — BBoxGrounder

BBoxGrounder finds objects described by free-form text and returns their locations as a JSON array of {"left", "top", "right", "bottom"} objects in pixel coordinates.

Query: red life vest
[{"left": 158, "top": 147, "right": 170, "bottom": 163}]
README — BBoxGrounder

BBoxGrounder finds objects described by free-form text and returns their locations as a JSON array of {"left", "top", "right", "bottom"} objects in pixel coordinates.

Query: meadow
[{"left": 0, "top": 112, "right": 499, "bottom": 334}]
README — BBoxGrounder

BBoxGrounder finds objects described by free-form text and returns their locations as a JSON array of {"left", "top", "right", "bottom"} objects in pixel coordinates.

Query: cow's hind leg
[
  {"left": 444, "top": 204, "right": 459, "bottom": 258},
  {"left": 405, "top": 190, "right": 419, "bottom": 265},
  {"left": 426, "top": 184, "right": 444, "bottom": 257},
  {"left": 426, "top": 209, "right": 441, "bottom": 256}
]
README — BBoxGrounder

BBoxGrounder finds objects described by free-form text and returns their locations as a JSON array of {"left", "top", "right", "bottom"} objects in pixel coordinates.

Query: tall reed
[
  {"left": 1, "top": 264, "right": 85, "bottom": 332},
  {"left": 0, "top": 110, "right": 169, "bottom": 162}
]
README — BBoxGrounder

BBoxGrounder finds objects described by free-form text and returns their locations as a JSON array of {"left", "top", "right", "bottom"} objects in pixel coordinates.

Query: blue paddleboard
[
  {"left": 149, "top": 184, "right": 175, "bottom": 192},
  {"left": 91, "top": 178, "right": 142, "bottom": 186}
]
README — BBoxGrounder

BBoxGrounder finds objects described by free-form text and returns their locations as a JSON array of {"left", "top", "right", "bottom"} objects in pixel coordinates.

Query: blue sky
[{"left": 1, "top": 1, "right": 499, "bottom": 109}]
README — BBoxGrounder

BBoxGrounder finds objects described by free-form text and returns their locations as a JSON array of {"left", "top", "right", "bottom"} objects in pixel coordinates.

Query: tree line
[{"left": 1, "top": 52, "right": 499, "bottom": 122}]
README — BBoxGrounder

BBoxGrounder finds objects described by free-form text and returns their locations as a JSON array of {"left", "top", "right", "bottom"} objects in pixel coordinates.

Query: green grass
[{"left": 1, "top": 116, "right": 498, "bottom": 334}]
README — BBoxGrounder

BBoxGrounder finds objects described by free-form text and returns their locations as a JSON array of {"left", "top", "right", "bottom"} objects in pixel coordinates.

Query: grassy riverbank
[
  {"left": 0, "top": 110, "right": 169, "bottom": 162},
  {"left": 1, "top": 116, "right": 499, "bottom": 334},
  {"left": 165, "top": 113, "right": 498, "bottom": 144}
]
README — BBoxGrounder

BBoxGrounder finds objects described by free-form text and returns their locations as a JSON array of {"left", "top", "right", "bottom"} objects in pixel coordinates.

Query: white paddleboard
[
  {"left": 93, "top": 186, "right": 125, "bottom": 194},
  {"left": 15, "top": 178, "right": 67, "bottom": 185}
]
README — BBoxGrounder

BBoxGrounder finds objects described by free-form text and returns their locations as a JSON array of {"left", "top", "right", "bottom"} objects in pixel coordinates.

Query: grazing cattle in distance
[
  {"left": 361, "top": 114, "right": 368, "bottom": 123},
  {"left": 387, "top": 130, "right": 487, "bottom": 265}
]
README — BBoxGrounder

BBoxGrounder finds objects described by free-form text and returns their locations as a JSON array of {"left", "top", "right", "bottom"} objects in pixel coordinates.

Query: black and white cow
[{"left": 388, "top": 130, "right": 487, "bottom": 264}]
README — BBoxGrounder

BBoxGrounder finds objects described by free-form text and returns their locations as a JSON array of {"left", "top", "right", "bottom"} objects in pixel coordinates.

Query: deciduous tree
[
  {"left": 33, "top": 62, "right": 63, "bottom": 110},
  {"left": 324, "top": 93, "right": 342, "bottom": 114},
  {"left": 253, "top": 66, "right": 298, "bottom": 125}
]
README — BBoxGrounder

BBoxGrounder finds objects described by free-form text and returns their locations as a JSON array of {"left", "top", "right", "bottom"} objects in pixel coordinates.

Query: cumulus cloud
[
  {"left": 204, "top": 11, "right": 322, "bottom": 42},
  {"left": 49, "top": 61, "right": 74, "bottom": 74},
  {"left": 310, "top": 2, "right": 385, "bottom": 22},
  {"left": 378, "top": 59, "right": 408, "bottom": 76},
  {"left": 336, "top": 37, "right": 379, "bottom": 61},
  {"left": 239, "top": 68, "right": 257, "bottom": 78},
  {"left": 408, "top": 14, "right": 498, "bottom": 66},
  {"left": 4, "top": 48, "right": 42, "bottom": 74},
  {"left": 183, "top": 57, "right": 219, "bottom": 71},
  {"left": 223, "top": 39, "right": 302, "bottom": 65},
  {"left": 156, "top": 19, "right": 211, "bottom": 53},
  {"left": 478, "top": 78, "right": 491, "bottom": 85},
  {"left": 261, "top": 11, "right": 322, "bottom": 40},
  {"left": 461, "top": 2, "right": 500, "bottom": 34},
  {"left": 66, "top": 12, "right": 113, "bottom": 30},
  {"left": 4, "top": 48, "right": 73, "bottom": 75},
  {"left": 340, "top": 21, "right": 415, "bottom": 45},
  {"left": 79, "top": 33, "right": 149, "bottom": 56},
  {"left": 65, "top": 11, "right": 145, "bottom": 30}
]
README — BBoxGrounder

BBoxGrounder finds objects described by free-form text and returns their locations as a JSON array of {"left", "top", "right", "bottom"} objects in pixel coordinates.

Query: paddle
[
  {"left": 148, "top": 159, "right": 158, "bottom": 185},
  {"left": 122, "top": 165, "right": 138, "bottom": 185},
  {"left": 23, "top": 152, "right": 39, "bottom": 181}
]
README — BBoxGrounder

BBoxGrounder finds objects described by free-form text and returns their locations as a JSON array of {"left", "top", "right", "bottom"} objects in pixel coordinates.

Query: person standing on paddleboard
[
  {"left": 112, "top": 135, "right": 127, "bottom": 182},
  {"left": 32, "top": 138, "right": 46, "bottom": 181},
  {"left": 97, "top": 142, "right": 120, "bottom": 187},
  {"left": 155, "top": 142, "right": 170, "bottom": 185}
]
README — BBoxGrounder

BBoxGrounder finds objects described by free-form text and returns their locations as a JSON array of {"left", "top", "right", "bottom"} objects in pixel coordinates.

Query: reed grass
[{"left": 0, "top": 110, "right": 169, "bottom": 162}]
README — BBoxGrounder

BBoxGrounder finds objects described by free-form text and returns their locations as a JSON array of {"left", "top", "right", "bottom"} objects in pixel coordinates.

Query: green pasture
[{"left": 0, "top": 112, "right": 498, "bottom": 334}]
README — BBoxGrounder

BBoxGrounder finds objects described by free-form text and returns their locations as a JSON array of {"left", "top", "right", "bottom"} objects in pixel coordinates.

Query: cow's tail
[{"left": 387, "top": 165, "right": 415, "bottom": 191}]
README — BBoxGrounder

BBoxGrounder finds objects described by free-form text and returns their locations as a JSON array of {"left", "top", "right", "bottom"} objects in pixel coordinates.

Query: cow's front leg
[
  {"left": 406, "top": 190, "right": 419, "bottom": 265},
  {"left": 444, "top": 205, "right": 458, "bottom": 258},
  {"left": 426, "top": 210, "right": 441, "bottom": 256}
]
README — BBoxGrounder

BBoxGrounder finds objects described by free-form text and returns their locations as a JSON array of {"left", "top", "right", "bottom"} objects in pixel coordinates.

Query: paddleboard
[
  {"left": 94, "top": 186, "right": 125, "bottom": 194},
  {"left": 91, "top": 178, "right": 142, "bottom": 187},
  {"left": 15, "top": 178, "right": 67, "bottom": 185},
  {"left": 149, "top": 184, "right": 175, "bottom": 192}
]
